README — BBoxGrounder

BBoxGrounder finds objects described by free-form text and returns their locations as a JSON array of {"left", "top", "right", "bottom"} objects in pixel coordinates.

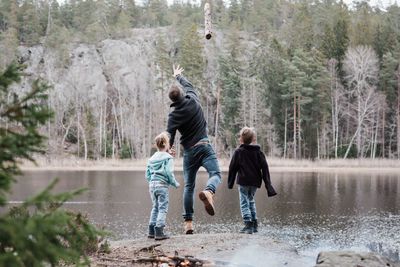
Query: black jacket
[
  {"left": 228, "top": 144, "right": 277, "bottom": 197},
  {"left": 167, "top": 75, "right": 207, "bottom": 149}
]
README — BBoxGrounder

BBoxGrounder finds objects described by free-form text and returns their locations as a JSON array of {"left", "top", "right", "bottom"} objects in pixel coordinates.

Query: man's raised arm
[{"left": 173, "top": 64, "right": 199, "bottom": 99}]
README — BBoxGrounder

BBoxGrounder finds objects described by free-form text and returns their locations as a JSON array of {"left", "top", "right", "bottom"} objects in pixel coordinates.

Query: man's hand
[
  {"left": 168, "top": 146, "right": 176, "bottom": 157},
  {"left": 173, "top": 64, "right": 184, "bottom": 78}
]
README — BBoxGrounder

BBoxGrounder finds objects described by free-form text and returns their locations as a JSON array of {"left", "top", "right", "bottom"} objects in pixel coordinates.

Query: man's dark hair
[{"left": 169, "top": 85, "right": 183, "bottom": 102}]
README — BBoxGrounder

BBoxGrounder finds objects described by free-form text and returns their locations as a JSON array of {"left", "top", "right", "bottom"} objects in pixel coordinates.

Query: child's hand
[{"left": 168, "top": 146, "right": 176, "bottom": 157}]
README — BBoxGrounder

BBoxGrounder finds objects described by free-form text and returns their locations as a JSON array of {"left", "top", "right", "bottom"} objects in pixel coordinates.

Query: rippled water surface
[{"left": 9, "top": 170, "right": 400, "bottom": 261}]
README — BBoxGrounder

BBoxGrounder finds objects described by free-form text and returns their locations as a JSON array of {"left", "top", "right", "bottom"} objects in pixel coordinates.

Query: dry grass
[
  {"left": 266, "top": 157, "right": 400, "bottom": 168},
  {"left": 20, "top": 155, "right": 400, "bottom": 172}
]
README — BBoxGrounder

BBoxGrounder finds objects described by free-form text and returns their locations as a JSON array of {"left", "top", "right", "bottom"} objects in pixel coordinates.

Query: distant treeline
[{"left": 0, "top": 0, "right": 400, "bottom": 159}]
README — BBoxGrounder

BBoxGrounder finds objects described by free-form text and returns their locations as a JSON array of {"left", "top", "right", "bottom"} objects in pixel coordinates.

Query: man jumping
[{"left": 167, "top": 64, "right": 221, "bottom": 234}]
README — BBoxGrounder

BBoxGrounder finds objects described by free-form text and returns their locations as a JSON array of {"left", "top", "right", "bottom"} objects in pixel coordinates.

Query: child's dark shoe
[
  {"left": 240, "top": 221, "right": 253, "bottom": 234},
  {"left": 252, "top": 220, "right": 258, "bottom": 233},
  {"left": 148, "top": 224, "right": 155, "bottom": 238},
  {"left": 155, "top": 226, "right": 170, "bottom": 240}
]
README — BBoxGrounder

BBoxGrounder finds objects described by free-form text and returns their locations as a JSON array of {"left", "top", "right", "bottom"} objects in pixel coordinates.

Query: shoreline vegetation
[{"left": 21, "top": 157, "right": 400, "bottom": 173}]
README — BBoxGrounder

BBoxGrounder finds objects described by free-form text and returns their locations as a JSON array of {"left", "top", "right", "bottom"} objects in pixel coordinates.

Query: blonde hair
[
  {"left": 155, "top": 132, "right": 170, "bottom": 150},
  {"left": 240, "top": 127, "right": 256, "bottom": 145}
]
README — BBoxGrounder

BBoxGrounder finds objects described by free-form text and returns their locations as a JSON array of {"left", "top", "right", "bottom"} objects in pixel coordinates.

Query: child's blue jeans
[
  {"left": 149, "top": 181, "right": 169, "bottom": 227},
  {"left": 239, "top": 185, "right": 258, "bottom": 222}
]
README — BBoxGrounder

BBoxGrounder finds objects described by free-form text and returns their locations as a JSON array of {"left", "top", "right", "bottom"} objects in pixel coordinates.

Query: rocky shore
[{"left": 90, "top": 233, "right": 399, "bottom": 267}]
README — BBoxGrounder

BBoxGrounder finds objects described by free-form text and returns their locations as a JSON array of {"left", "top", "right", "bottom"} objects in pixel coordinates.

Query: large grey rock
[{"left": 315, "top": 251, "right": 400, "bottom": 267}]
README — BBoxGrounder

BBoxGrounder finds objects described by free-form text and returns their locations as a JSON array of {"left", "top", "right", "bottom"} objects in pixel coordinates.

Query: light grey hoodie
[{"left": 145, "top": 151, "right": 180, "bottom": 188}]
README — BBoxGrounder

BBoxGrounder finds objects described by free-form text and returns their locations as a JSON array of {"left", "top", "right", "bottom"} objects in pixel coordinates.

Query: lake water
[{"left": 8, "top": 170, "right": 400, "bottom": 262}]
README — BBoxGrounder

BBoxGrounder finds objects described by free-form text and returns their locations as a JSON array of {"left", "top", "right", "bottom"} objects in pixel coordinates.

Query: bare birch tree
[{"left": 343, "top": 45, "right": 379, "bottom": 158}]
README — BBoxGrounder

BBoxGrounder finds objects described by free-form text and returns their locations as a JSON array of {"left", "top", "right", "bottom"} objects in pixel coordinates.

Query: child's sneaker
[
  {"left": 155, "top": 226, "right": 170, "bottom": 240},
  {"left": 148, "top": 224, "right": 155, "bottom": 238},
  {"left": 252, "top": 220, "right": 258, "bottom": 233},
  {"left": 240, "top": 221, "right": 253, "bottom": 234}
]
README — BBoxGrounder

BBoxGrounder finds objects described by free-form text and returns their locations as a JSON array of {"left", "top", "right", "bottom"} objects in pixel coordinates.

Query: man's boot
[
  {"left": 199, "top": 190, "right": 215, "bottom": 216},
  {"left": 239, "top": 221, "right": 253, "bottom": 234},
  {"left": 154, "top": 226, "right": 170, "bottom": 240},
  {"left": 148, "top": 224, "right": 155, "bottom": 238},
  {"left": 184, "top": 220, "right": 194, "bottom": 235},
  {"left": 252, "top": 220, "right": 258, "bottom": 233}
]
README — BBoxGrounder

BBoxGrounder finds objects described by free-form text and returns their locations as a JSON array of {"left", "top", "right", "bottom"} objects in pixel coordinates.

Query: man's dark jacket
[
  {"left": 167, "top": 75, "right": 207, "bottom": 149},
  {"left": 228, "top": 144, "right": 277, "bottom": 197}
]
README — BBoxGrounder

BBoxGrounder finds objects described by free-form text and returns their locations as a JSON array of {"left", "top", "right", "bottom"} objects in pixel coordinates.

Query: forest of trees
[{"left": 0, "top": 0, "right": 400, "bottom": 160}]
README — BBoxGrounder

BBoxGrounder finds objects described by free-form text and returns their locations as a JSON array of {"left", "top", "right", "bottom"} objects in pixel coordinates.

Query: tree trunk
[
  {"left": 77, "top": 103, "right": 80, "bottom": 158},
  {"left": 112, "top": 101, "right": 122, "bottom": 151},
  {"left": 381, "top": 109, "right": 385, "bottom": 157},
  {"left": 330, "top": 61, "right": 337, "bottom": 158},
  {"left": 78, "top": 121, "right": 88, "bottom": 160},
  {"left": 389, "top": 126, "right": 393, "bottom": 158},
  {"left": 344, "top": 123, "right": 361, "bottom": 159},
  {"left": 330, "top": 73, "right": 340, "bottom": 159},
  {"left": 47, "top": 93, "right": 52, "bottom": 161},
  {"left": 317, "top": 127, "right": 320, "bottom": 159},
  {"left": 61, "top": 120, "right": 72, "bottom": 151},
  {"left": 357, "top": 95, "right": 362, "bottom": 157},
  {"left": 373, "top": 114, "right": 379, "bottom": 159},
  {"left": 335, "top": 119, "right": 339, "bottom": 159},
  {"left": 298, "top": 95, "right": 301, "bottom": 158},
  {"left": 117, "top": 86, "right": 125, "bottom": 143},
  {"left": 345, "top": 102, "right": 350, "bottom": 143},
  {"left": 250, "top": 81, "right": 256, "bottom": 127},
  {"left": 99, "top": 104, "right": 103, "bottom": 159},
  {"left": 142, "top": 94, "right": 147, "bottom": 157},
  {"left": 148, "top": 99, "right": 153, "bottom": 157},
  {"left": 112, "top": 122, "right": 116, "bottom": 159},
  {"left": 293, "top": 93, "right": 297, "bottom": 159},
  {"left": 397, "top": 68, "right": 400, "bottom": 159},
  {"left": 284, "top": 107, "right": 287, "bottom": 159},
  {"left": 214, "top": 85, "right": 221, "bottom": 152},
  {"left": 103, "top": 99, "right": 108, "bottom": 158}
]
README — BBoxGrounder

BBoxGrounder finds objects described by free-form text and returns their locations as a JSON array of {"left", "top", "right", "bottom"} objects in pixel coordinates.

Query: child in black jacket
[{"left": 228, "top": 127, "right": 277, "bottom": 234}]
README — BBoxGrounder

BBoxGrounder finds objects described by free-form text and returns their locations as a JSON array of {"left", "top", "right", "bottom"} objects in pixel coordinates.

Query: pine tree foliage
[
  {"left": 0, "top": 64, "right": 104, "bottom": 266},
  {"left": 219, "top": 28, "right": 243, "bottom": 147},
  {"left": 179, "top": 24, "right": 204, "bottom": 88},
  {"left": 0, "top": 64, "right": 52, "bottom": 205}
]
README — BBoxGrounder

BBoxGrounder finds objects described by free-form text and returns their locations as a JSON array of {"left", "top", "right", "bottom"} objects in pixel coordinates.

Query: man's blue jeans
[
  {"left": 182, "top": 142, "right": 221, "bottom": 221},
  {"left": 149, "top": 182, "right": 169, "bottom": 227},
  {"left": 239, "top": 185, "right": 258, "bottom": 222}
]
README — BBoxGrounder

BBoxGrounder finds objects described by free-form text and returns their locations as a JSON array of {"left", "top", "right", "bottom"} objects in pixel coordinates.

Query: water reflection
[{"left": 8, "top": 170, "right": 400, "bottom": 261}]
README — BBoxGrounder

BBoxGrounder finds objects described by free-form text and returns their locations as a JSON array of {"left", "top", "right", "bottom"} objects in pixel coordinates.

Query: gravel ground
[{"left": 90, "top": 233, "right": 315, "bottom": 266}]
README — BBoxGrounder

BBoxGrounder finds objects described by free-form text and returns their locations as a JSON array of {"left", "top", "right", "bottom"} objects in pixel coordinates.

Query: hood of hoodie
[
  {"left": 148, "top": 151, "right": 173, "bottom": 170},
  {"left": 239, "top": 144, "right": 261, "bottom": 151}
]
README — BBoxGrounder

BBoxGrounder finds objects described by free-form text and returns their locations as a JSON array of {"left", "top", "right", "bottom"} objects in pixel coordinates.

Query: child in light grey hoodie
[{"left": 146, "top": 132, "right": 180, "bottom": 240}]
